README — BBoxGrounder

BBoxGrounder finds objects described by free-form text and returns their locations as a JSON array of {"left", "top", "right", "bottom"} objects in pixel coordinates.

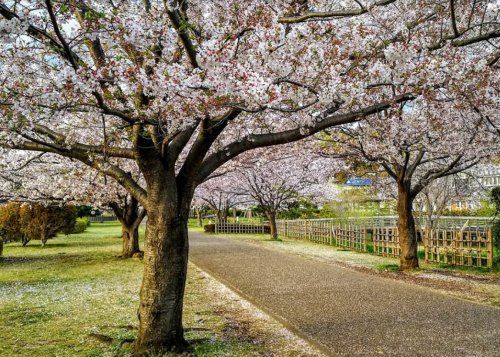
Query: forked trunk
[
  {"left": 397, "top": 183, "right": 419, "bottom": 270},
  {"left": 135, "top": 206, "right": 189, "bottom": 354},
  {"left": 110, "top": 198, "right": 145, "bottom": 258},
  {"left": 121, "top": 225, "right": 141, "bottom": 258},
  {"left": 266, "top": 211, "right": 278, "bottom": 239}
]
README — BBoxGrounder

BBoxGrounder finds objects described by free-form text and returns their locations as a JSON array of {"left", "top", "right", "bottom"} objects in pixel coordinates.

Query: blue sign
[{"left": 345, "top": 178, "right": 372, "bottom": 187}]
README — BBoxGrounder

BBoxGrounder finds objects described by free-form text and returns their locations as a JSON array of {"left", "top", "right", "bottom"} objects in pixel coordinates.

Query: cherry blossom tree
[
  {"left": 0, "top": 150, "right": 146, "bottom": 257},
  {"left": 195, "top": 177, "right": 247, "bottom": 223},
  {"left": 322, "top": 100, "right": 499, "bottom": 269},
  {"left": 0, "top": 0, "right": 497, "bottom": 352},
  {"left": 225, "top": 145, "right": 333, "bottom": 239},
  {"left": 413, "top": 175, "right": 476, "bottom": 230}
]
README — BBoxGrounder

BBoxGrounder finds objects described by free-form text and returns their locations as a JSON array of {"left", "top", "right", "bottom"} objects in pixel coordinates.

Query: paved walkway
[{"left": 189, "top": 232, "right": 500, "bottom": 356}]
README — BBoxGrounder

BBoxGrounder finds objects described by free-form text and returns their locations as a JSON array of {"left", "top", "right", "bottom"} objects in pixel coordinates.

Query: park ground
[
  {"left": 0, "top": 222, "right": 321, "bottom": 356},
  {"left": 1, "top": 222, "right": 499, "bottom": 356}
]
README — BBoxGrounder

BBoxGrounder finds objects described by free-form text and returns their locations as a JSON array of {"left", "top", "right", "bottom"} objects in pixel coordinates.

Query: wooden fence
[
  {"left": 276, "top": 218, "right": 494, "bottom": 268},
  {"left": 372, "top": 227, "right": 400, "bottom": 258},
  {"left": 215, "top": 222, "right": 266, "bottom": 234},
  {"left": 86, "top": 215, "right": 117, "bottom": 222},
  {"left": 424, "top": 227, "right": 494, "bottom": 268}
]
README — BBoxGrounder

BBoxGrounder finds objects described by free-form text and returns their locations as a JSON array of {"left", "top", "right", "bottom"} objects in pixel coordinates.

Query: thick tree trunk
[
  {"left": 121, "top": 224, "right": 141, "bottom": 258},
  {"left": 266, "top": 211, "right": 278, "bottom": 240},
  {"left": 397, "top": 183, "right": 419, "bottom": 270},
  {"left": 135, "top": 206, "right": 189, "bottom": 354},
  {"left": 0, "top": 239, "right": 3, "bottom": 257}
]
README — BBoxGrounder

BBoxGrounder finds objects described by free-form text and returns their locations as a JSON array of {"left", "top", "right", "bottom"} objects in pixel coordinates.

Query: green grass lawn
[{"left": 0, "top": 222, "right": 315, "bottom": 356}]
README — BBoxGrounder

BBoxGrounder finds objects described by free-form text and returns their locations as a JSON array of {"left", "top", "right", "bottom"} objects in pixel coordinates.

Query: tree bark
[
  {"left": 135, "top": 205, "right": 189, "bottom": 354},
  {"left": 397, "top": 182, "right": 419, "bottom": 270},
  {"left": 0, "top": 239, "right": 3, "bottom": 257},
  {"left": 266, "top": 211, "right": 278, "bottom": 240},
  {"left": 21, "top": 236, "right": 29, "bottom": 247},
  {"left": 110, "top": 196, "right": 145, "bottom": 258},
  {"left": 121, "top": 224, "right": 141, "bottom": 258}
]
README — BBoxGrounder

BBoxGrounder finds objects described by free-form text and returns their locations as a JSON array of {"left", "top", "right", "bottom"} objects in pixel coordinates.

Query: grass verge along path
[{"left": 0, "top": 222, "right": 321, "bottom": 356}]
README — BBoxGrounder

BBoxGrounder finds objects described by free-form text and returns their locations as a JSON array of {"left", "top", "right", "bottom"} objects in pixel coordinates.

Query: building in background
[{"left": 450, "top": 164, "right": 500, "bottom": 210}]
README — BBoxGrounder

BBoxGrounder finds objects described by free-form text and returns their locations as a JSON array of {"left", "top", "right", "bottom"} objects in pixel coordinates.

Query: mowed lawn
[
  {"left": 0, "top": 222, "right": 305, "bottom": 357},
  {"left": 0, "top": 222, "right": 142, "bottom": 356}
]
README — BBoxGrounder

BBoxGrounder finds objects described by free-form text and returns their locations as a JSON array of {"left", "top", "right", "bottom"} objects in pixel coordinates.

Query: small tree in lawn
[
  {"left": 0, "top": 1, "right": 497, "bottom": 350},
  {"left": 18, "top": 203, "right": 77, "bottom": 247},
  {"left": 0, "top": 202, "right": 24, "bottom": 255}
]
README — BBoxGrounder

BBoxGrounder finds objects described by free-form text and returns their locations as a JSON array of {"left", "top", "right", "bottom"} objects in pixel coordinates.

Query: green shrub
[
  {"left": 204, "top": 224, "right": 215, "bottom": 233},
  {"left": 72, "top": 218, "right": 89, "bottom": 234},
  {"left": 493, "top": 221, "right": 500, "bottom": 251}
]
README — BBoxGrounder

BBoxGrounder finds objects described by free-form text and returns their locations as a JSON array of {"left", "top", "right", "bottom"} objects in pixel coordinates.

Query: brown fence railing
[
  {"left": 215, "top": 222, "right": 267, "bottom": 234},
  {"left": 424, "top": 227, "right": 493, "bottom": 267},
  {"left": 276, "top": 218, "right": 494, "bottom": 268}
]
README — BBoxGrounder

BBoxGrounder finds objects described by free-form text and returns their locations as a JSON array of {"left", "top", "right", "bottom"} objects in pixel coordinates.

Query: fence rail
[
  {"left": 85, "top": 215, "right": 117, "bottom": 222},
  {"left": 424, "top": 227, "right": 493, "bottom": 267},
  {"left": 276, "top": 217, "right": 494, "bottom": 268},
  {"left": 215, "top": 222, "right": 266, "bottom": 234}
]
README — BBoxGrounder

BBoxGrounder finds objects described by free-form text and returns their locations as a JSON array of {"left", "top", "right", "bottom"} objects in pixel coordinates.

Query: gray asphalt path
[{"left": 189, "top": 232, "right": 500, "bottom": 356}]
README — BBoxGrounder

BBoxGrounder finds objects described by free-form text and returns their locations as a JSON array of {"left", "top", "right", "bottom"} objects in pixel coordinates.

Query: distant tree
[
  {"left": 413, "top": 175, "right": 473, "bottom": 230},
  {"left": 109, "top": 195, "right": 146, "bottom": 258},
  {"left": 195, "top": 178, "right": 248, "bottom": 224},
  {"left": 219, "top": 146, "right": 334, "bottom": 239},
  {"left": 0, "top": 151, "right": 146, "bottom": 257},
  {"left": 19, "top": 204, "right": 77, "bottom": 247}
]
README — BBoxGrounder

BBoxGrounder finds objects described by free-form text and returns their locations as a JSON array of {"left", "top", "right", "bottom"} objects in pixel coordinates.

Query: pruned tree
[
  {"left": 19, "top": 203, "right": 77, "bottom": 246},
  {"left": 0, "top": 1, "right": 497, "bottom": 351}
]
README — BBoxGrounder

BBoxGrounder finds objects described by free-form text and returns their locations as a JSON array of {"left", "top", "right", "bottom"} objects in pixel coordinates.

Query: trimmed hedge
[{"left": 72, "top": 218, "right": 90, "bottom": 234}]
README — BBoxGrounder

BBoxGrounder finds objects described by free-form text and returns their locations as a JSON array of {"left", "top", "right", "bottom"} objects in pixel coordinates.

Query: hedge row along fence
[{"left": 275, "top": 217, "right": 495, "bottom": 268}]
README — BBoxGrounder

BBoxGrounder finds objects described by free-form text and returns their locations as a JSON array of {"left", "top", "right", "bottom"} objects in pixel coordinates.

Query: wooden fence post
[{"left": 487, "top": 227, "right": 493, "bottom": 268}]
